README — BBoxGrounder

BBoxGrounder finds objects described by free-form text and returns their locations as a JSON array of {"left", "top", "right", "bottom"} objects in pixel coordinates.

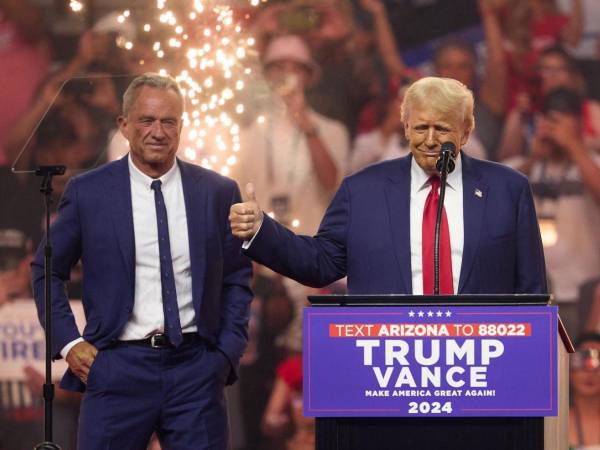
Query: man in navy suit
[
  {"left": 32, "top": 73, "right": 252, "bottom": 450},
  {"left": 230, "top": 76, "right": 546, "bottom": 295}
]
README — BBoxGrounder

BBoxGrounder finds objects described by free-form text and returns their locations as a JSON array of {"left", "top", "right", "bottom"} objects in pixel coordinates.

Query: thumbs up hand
[{"left": 229, "top": 183, "right": 264, "bottom": 240}]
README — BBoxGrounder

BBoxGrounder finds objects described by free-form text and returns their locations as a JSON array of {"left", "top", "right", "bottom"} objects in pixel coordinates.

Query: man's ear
[
  {"left": 460, "top": 127, "right": 472, "bottom": 147},
  {"left": 117, "top": 115, "right": 129, "bottom": 139},
  {"left": 403, "top": 120, "right": 410, "bottom": 140}
]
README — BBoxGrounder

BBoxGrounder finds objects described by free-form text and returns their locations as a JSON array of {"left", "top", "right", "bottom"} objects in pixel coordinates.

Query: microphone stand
[
  {"left": 433, "top": 149, "right": 455, "bottom": 295},
  {"left": 34, "top": 165, "right": 66, "bottom": 450}
]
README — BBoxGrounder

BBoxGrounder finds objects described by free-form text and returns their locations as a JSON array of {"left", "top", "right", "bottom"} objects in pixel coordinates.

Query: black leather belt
[{"left": 119, "top": 333, "right": 202, "bottom": 349}]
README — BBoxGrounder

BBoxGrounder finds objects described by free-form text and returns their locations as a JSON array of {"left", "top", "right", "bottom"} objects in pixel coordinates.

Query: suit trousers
[{"left": 77, "top": 339, "right": 230, "bottom": 450}]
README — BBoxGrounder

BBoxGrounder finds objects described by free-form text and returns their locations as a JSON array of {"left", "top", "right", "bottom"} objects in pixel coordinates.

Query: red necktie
[{"left": 422, "top": 176, "right": 454, "bottom": 295}]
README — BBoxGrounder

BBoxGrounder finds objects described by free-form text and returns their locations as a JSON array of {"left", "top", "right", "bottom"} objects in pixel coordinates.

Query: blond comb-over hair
[{"left": 400, "top": 77, "right": 475, "bottom": 132}]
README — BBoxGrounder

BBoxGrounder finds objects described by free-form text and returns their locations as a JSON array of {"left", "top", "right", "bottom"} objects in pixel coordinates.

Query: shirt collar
[
  {"left": 128, "top": 153, "right": 179, "bottom": 190},
  {"left": 411, "top": 151, "right": 463, "bottom": 193}
]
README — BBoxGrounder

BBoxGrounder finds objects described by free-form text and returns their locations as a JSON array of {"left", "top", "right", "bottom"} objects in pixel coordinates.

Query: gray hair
[{"left": 122, "top": 72, "right": 184, "bottom": 116}]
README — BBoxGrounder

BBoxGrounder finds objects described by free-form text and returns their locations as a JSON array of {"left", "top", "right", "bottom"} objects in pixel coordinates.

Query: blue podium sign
[{"left": 303, "top": 305, "right": 558, "bottom": 417}]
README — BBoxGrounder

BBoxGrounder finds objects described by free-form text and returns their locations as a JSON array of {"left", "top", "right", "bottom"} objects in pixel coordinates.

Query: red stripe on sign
[{"left": 328, "top": 323, "right": 532, "bottom": 337}]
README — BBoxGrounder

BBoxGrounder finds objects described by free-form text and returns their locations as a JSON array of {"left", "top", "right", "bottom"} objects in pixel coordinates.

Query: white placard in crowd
[{"left": 0, "top": 299, "right": 85, "bottom": 381}]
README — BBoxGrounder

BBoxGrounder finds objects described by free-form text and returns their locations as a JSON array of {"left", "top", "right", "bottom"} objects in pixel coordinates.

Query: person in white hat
[{"left": 236, "top": 34, "right": 349, "bottom": 237}]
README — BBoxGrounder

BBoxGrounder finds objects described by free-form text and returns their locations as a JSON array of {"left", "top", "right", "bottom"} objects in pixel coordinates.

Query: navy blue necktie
[{"left": 151, "top": 179, "right": 183, "bottom": 347}]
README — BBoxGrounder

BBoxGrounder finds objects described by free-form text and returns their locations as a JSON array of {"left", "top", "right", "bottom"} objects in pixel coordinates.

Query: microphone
[
  {"left": 435, "top": 142, "right": 456, "bottom": 175},
  {"left": 432, "top": 142, "right": 456, "bottom": 295}
]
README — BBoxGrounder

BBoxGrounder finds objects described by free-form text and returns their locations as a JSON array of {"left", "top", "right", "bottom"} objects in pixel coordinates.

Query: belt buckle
[{"left": 150, "top": 333, "right": 168, "bottom": 348}]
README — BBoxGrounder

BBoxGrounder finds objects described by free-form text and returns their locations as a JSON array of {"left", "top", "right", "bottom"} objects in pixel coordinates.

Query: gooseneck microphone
[{"left": 432, "top": 142, "right": 457, "bottom": 295}]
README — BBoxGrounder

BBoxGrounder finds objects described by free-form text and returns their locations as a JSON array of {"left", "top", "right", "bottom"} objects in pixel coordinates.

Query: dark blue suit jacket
[
  {"left": 32, "top": 156, "right": 253, "bottom": 392},
  {"left": 246, "top": 153, "right": 547, "bottom": 294}
]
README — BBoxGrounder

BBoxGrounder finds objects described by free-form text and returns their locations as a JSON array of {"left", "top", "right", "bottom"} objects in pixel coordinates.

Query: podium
[{"left": 304, "top": 295, "right": 573, "bottom": 450}]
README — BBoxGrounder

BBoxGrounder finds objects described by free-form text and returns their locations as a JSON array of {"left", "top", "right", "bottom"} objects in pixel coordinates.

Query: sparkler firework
[{"left": 71, "top": 0, "right": 267, "bottom": 175}]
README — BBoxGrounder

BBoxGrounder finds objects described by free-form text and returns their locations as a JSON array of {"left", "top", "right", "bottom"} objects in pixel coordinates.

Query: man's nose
[
  {"left": 150, "top": 121, "right": 166, "bottom": 138},
  {"left": 425, "top": 128, "right": 438, "bottom": 147}
]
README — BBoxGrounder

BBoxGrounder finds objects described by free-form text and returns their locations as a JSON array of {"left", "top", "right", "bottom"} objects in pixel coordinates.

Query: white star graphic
[
  {"left": 427, "top": 311, "right": 434, "bottom": 317},
  {"left": 436, "top": 311, "right": 443, "bottom": 317},
  {"left": 445, "top": 310, "right": 452, "bottom": 317},
  {"left": 408, "top": 311, "right": 415, "bottom": 317},
  {"left": 418, "top": 311, "right": 425, "bottom": 317}
]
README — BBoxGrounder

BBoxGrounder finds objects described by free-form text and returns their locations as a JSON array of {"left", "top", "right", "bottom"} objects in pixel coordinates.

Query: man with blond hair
[{"left": 230, "top": 76, "right": 547, "bottom": 296}]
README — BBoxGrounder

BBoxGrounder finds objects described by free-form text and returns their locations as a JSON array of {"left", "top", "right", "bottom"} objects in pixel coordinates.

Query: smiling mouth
[{"left": 420, "top": 150, "right": 440, "bottom": 157}]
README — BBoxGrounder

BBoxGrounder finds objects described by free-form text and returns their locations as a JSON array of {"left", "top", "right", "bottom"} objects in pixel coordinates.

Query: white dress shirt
[
  {"left": 61, "top": 155, "right": 196, "bottom": 357},
  {"left": 410, "top": 154, "right": 464, "bottom": 294},
  {"left": 120, "top": 155, "right": 196, "bottom": 340}
]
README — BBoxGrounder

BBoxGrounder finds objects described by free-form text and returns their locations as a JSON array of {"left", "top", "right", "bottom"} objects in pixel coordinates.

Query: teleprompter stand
[{"left": 34, "top": 165, "right": 66, "bottom": 450}]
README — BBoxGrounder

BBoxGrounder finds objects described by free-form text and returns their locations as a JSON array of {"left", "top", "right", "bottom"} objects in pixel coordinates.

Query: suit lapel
[
  {"left": 458, "top": 153, "right": 487, "bottom": 293},
  {"left": 178, "top": 160, "right": 207, "bottom": 309},
  {"left": 384, "top": 156, "right": 412, "bottom": 293},
  {"left": 108, "top": 157, "right": 135, "bottom": 298}
]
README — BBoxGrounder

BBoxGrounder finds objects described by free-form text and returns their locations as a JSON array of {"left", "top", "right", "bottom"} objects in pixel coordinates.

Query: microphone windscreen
[{"left": 441, "top": 142, "right": 456, "bottom": 155}]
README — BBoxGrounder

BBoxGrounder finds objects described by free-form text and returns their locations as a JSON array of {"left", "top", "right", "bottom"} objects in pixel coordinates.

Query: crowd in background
[{"left": 1, "top": 0, "right": 600, "bottom": 449}]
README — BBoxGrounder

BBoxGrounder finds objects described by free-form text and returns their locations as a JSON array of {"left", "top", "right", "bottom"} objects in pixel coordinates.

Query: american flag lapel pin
[{"left": 475, "top": 188, "right": 483, "bottom": 198}]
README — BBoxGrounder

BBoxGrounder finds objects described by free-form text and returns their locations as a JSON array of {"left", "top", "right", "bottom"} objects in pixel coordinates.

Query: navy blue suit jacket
[
  {"left": 32, "top": 156, "right": 253, "bottom": 392},
  {"left": 246, "top": 153, "right": 547, "bottom": 294}
]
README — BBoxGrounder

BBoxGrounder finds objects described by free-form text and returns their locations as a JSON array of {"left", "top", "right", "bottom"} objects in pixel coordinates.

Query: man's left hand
[{"left": 66, "top": 341, "right": 98, "bottom": 384}]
